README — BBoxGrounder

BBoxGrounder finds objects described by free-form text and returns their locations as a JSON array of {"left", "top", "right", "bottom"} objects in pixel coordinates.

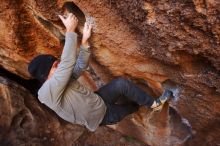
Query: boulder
[{"left": 0, "top": 0, "right": 219, "bottom": 145}]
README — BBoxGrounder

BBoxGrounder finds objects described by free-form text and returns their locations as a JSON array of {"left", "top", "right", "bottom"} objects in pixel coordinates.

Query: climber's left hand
[{"left": 82, "top": 22, "right": 92, "bottom": 48}]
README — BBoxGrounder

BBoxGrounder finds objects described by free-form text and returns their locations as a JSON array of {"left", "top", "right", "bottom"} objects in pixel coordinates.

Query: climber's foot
[
  {"left": 152, "top": 90, "right": 172, "bottom": 112},
  {"left": 162, "top": 79, "right": 180, "bottom": 98}
]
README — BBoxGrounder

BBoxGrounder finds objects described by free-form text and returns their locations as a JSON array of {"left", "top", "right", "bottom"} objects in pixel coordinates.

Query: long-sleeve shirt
[{"left": 38, "top": 32, "right": 107, "bottom": 131}]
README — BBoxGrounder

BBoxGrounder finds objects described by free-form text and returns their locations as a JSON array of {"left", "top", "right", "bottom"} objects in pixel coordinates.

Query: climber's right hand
[{"left": 58, "top": 13, "right": 78, "bottom": 32}]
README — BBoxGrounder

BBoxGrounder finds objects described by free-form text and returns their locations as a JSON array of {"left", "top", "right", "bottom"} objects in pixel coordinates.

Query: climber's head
[{"left": 28, "top": 54, "right": 59, "bottom": 83}]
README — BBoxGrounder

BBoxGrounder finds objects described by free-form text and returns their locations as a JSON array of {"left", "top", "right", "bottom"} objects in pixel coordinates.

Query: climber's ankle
[{"left": 151, "top": 101, "right": 158, "bottom": 108}]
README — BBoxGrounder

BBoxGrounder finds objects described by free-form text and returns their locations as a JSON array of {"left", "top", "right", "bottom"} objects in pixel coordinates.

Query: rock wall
[{"left": 0, "top": 0, "right": 219, "bottom": 145}]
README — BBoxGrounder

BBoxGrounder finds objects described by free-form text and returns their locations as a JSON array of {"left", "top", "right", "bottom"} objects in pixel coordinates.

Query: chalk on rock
[{"left": 86, "top": 16, "right": 97, "bottom": 32}]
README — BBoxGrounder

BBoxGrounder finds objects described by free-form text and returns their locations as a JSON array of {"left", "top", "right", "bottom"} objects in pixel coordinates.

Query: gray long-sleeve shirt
[{"left": 38, "top": 32, "right": 107, "bottom": 131}]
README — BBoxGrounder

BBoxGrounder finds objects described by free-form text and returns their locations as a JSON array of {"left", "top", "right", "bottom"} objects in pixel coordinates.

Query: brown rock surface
[{"left": 0, "top": 0, "right": 219, "bottom": 145}]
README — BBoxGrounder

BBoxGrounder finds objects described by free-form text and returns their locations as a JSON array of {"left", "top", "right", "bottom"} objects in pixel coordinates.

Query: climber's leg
[
  {"left": 96, "top": 77, "right": 173, "bottom": 112},
  {"left": 96, "top": 77, "right": 154, "bottom": 107}
]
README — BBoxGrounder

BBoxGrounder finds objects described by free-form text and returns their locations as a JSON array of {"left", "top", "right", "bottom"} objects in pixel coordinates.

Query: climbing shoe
[
  {"left": 161, "top": 79, "right": 180, "bottom": 98},
  {"left": 153, "top": 90, "right": 172, "bottom": 112}
]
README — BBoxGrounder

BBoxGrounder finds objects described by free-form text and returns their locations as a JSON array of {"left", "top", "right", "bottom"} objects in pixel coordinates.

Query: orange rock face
[{"left": 0, "top": 0, "right": 219, "bottom": 145}]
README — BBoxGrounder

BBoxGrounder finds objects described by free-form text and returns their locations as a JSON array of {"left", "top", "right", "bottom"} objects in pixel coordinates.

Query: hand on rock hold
[{"left": 58, "top": 13, "right": 78, "bottom": 32}]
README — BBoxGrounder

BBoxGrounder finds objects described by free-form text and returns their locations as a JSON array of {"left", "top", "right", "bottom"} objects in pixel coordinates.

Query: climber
[{"left": 28, "top": 13, "right": 176, "bottom": 132}]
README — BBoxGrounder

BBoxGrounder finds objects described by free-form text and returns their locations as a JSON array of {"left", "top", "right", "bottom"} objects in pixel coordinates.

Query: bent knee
[{"left": 114, "top": 77, "right": 129, "bottom": 86}]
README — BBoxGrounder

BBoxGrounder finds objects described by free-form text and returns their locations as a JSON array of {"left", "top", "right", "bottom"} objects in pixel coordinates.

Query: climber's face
[{"left": 47, "top": 60, "right": 60, "bottom": 80}]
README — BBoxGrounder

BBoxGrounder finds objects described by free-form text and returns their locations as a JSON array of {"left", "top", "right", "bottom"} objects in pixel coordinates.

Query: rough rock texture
[{"left": 0, "top": 0, "right": 219, "bottom": 145}]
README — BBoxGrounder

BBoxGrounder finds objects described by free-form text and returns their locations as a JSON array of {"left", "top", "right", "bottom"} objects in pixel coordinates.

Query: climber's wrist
[
  {"left": 81, "top": 40, "right": 90, "bottom": 48},
  {"left": 66, "top": 28, "right": 76, "bottom": 32}
]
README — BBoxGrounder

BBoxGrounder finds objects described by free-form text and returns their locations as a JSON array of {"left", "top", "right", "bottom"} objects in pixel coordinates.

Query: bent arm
[
  {"left": 72, "top": 45, "right": 91, "bottom": 79},
  {"left": 38, "top": 32, "right": 78, "bottom": 108}
]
